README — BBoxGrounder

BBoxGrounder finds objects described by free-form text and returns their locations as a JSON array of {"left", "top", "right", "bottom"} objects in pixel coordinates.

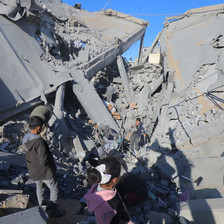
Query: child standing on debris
[
  {"left": 84, "top": 156, "right": 133, "bottom": 224},
  {"left": 22, "top": 116, "right": 64, "bottom": 217},
  {"left": 130, "top": 118, "right": 146, "bottom": 153}
]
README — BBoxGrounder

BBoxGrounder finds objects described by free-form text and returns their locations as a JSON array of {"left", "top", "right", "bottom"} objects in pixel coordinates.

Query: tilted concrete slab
[{"left": 71, "top": 71, "right": 119, "bottom": 131}]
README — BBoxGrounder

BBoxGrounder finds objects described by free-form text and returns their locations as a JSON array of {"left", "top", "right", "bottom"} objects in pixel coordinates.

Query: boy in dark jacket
[
  {"left": 130, "top": 118, "right": 146, "bottom": 152},
  {"left": 22, "top": 116, "right": 64, "bottom": 217}
]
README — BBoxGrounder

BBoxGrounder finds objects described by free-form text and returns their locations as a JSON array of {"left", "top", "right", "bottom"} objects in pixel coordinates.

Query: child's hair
[
  {"left": 136, "top": 118, "right": 141, "bottom": 122},
  {"left": 29, "top": 116, "right": 44, "bottom": 130},
  {"left": 87, "top": 168, "right": 101, "bottom": 186},
  {"left": 87, "top": 156, "right": 121, "bottom": 185}
]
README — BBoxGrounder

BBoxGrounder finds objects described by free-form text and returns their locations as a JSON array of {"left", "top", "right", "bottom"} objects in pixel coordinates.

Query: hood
[
  {"left": 22, "top": 132, "right": 41, "bottom": 152},
  {"left": 84, "top": 183, "right": 117, "bottom": 212}
]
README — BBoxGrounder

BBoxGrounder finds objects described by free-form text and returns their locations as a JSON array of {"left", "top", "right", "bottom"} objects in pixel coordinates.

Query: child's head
[
  {"left": 87, "top": 156, "right": 121, "bottom": 188},
  {"left": 29, "top": 116, "right": 44, "bottom": 134},
  {"left": 87, "top": 168, "right": 101, "bottom": 186},
  {"left": 136, "top": 118, "right": 141, "bottom": 126}
]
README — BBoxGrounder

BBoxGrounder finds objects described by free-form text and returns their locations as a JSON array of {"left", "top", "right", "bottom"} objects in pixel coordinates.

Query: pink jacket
[{"left": 84, "top": 183, "right": 133, "bottom": 224}]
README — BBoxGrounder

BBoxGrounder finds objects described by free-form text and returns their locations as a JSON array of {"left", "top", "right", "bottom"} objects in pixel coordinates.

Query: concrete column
[
  {"left": 49, "top": 84, "right": 75, "bottom": 155},
  {"left": 71, "top": 70, "right": 119, "bottom": 132},
  {"left": 49, "top": 83, "right": 65, "bottom": 126},
  {"left": 117, "top": 55, "right": 133, "bottom": 103},
  {"left": 138, "top": 33, "right": 145, "bottom": 65}
]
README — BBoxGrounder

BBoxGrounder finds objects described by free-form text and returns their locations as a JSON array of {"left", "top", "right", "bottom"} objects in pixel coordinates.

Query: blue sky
[{"left": 63, "top": 0, "right": 224, "bottom": 59}]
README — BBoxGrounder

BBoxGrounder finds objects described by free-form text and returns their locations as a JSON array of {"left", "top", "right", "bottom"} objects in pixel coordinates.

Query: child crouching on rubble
[{"left": 84, "top": 156, "right": 133, "bottom": 224}]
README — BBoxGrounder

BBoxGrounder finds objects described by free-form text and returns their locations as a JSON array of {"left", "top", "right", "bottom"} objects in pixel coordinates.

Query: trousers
[
  {"left": 35, "top": 177, "right": 58, "bottom": 206},
  {"left": 130, "top": 132, "right": 140, "bottom": 151}
]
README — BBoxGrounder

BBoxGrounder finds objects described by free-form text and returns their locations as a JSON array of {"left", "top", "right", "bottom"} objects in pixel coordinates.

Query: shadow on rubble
[{"left": 129, "top": 128, "right": 217, "bottom": 224}]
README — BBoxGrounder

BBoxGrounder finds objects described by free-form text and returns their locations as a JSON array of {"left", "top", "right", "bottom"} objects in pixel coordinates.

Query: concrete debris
[
  {"left": 0, "top": 206, "right": 48, "bottom": 224},
  {"left": 0, "top": 2, "right": 224, "bottom": 224},
  {"left": 0, "top": 0, "right": 31, "bottom": 21},
  {"left": 0, "top": 194, "right": 29, "bottom": 210}
]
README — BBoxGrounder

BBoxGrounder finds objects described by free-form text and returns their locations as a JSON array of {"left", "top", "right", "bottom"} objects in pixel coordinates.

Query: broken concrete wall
[
  {"left": 160, "top": 4, "right": 224, "bottom": 92},
  {"left": 156, "top": 4, "right": 224, "bottom": 150}
]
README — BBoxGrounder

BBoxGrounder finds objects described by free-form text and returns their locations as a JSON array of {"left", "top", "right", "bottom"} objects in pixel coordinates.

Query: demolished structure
[{"left": 0, "top": 1, "right": 224, "bottom": 223}]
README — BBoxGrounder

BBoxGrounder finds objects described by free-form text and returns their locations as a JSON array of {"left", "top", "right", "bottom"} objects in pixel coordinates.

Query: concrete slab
[
  {"left": 0, "top": 206, "right": 48, "bottom": 224},
  {"left": 181, "top": 157, "right": 224, "bottom": 189},
  {"left": 71, "top": 70, "right": 119, "bottom": 132},
  {"left": 180, "top": 198, "right": 224, "bottom": 224}
]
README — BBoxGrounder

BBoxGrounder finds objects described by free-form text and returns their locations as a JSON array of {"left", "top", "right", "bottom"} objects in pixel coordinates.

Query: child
[
  {"left": 84, "top": 156, "right": 133, "bottom": 224},
  {"left": 22, "top": 116, "right": 64, "bottom": 217}
]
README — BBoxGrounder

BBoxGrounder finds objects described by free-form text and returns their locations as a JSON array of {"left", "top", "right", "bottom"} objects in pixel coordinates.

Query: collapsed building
[{"left": 0, "top": 0, "right": 224, "bottom": 224}]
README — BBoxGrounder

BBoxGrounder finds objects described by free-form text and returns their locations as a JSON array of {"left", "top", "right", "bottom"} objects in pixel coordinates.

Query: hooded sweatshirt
[
  {"left": 22, "top": 132, "right": 56, "bottom": 181},
  {"left": 84, "top": 183, "right": 133, "bottom": 224}
]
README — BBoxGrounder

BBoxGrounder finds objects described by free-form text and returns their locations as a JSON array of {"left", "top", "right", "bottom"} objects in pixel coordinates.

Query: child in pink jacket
[{"left": 84, "top": 156, "right": 133, "bottom": 224}]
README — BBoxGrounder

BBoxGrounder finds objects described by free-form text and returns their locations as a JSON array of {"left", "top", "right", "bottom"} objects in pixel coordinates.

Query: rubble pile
[{"left": 0, "top": 1, "right": 224, "bottom": 224}]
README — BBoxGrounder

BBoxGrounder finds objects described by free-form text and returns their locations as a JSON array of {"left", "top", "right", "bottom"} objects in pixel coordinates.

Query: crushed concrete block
[
  {"left": 0, "top": 194, "right": 29, "bottom": 210},
  {"left": 180, "top": 198, "right": 224, "bottom": 224},
  {"left": 0, "top": 206, "right": 48, "bottom": 224},
  {"left": 113, "top": 77, "right": 122, "bottom": 84}
]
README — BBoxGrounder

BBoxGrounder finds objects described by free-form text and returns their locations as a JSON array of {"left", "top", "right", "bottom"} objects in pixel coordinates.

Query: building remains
[{"left": 0, "top": 1, "right": 224, "bottom": 223}]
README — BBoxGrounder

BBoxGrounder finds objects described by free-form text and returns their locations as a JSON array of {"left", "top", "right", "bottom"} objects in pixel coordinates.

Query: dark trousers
[{"left": 130, "top": 132, "right": 140, "bottom": 151}]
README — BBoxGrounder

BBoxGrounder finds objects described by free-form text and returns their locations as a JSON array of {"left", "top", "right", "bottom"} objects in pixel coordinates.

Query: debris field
[{"left": 0, "top": 1, "right": 224, "bottom": 224}]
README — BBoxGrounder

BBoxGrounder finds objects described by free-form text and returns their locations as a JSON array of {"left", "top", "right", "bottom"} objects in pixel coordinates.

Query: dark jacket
[
  {"left": 136, "top": 122, "right": 146, "bottom": 138},
  {"left": 22, "top": 133, "right": 56, "bottom": 181}
]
